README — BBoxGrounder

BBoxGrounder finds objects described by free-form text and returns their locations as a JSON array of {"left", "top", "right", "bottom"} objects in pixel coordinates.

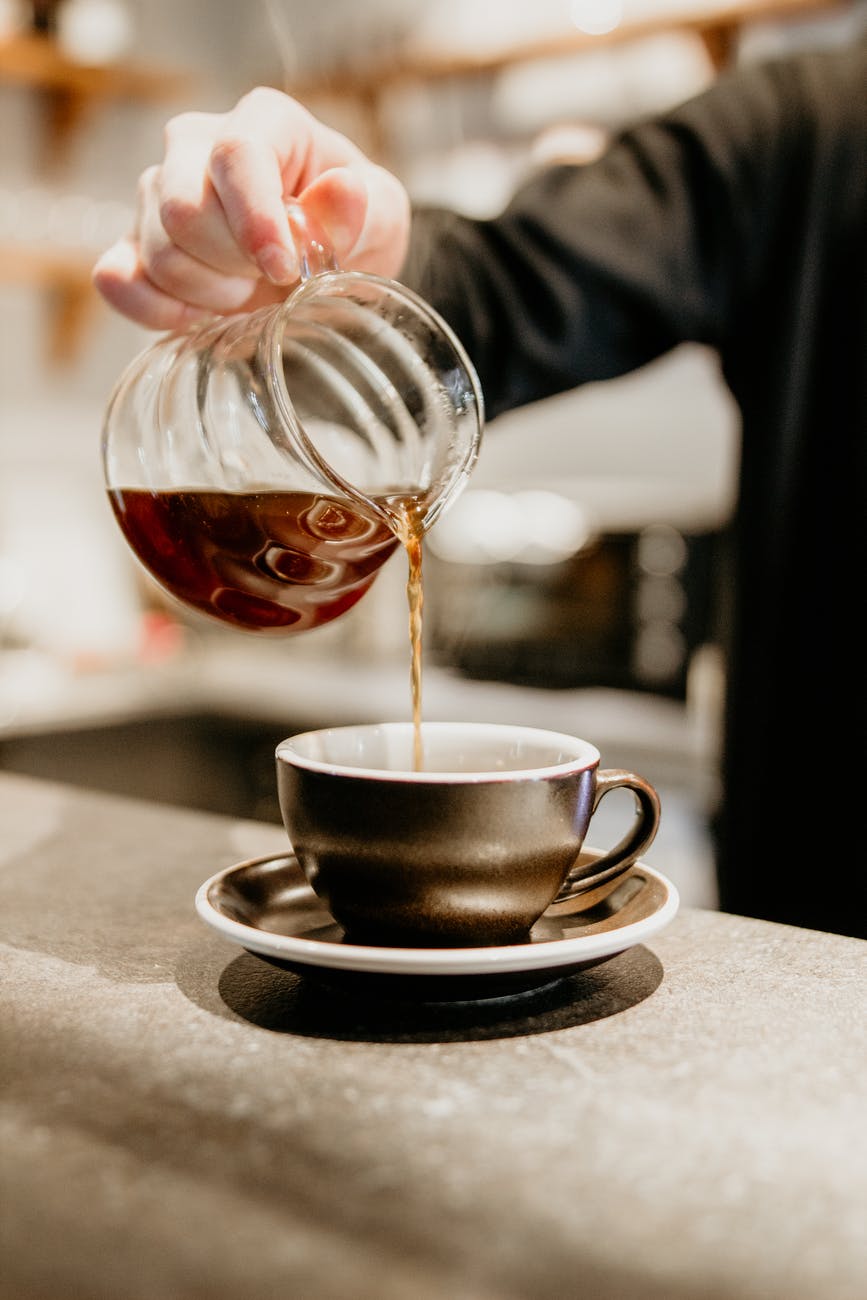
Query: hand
[{"left": 92, "top": 87, "right": 411, "bottom": 331}]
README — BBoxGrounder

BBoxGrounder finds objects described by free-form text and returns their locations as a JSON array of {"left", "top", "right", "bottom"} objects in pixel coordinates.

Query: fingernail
[{"left": 258, "top": 242, "right": 298, "bottom": 285}]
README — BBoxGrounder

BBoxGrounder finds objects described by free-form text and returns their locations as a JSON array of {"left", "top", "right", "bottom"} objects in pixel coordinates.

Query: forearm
[{"left": 401, "top": 52, "right": 811, "bottom": 421}]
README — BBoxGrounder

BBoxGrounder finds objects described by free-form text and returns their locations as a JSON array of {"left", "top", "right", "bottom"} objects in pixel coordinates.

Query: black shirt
[{"left": 404, "top": 36, "right": 867, "bottom": 937}]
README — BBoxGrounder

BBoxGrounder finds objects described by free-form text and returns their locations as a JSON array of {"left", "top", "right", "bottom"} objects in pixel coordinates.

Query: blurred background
[{"left": 1, "top": 0, "right": 864, "bottom": 907}]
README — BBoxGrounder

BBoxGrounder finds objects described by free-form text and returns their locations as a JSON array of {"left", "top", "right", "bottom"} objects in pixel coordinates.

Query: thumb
[{"left": 292, "top": 167, "right": 369, "bottom": 270}]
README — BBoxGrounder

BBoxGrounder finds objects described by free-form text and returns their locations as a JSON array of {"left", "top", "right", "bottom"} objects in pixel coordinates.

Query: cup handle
[{"left": 551, "top": 769, "right": 661, "bottom": 907}]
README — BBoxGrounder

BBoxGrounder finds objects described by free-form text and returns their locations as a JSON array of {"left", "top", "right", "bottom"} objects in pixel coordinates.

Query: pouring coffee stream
[
  {"left": 288, "top": 202, "right": 431, "bottom": 770},
  {"left": 102, "top": 203, "right": 484, "bottom": 770}
]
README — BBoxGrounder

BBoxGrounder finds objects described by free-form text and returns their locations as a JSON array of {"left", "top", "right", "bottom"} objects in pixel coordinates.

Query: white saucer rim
[{"left": 195, "top": 851, "right": 680, "bottom": 977}]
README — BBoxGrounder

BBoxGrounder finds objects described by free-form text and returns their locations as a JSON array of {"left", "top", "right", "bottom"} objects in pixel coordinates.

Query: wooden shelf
[
  {"left": 0, "top": 30, "right": 191, "bottom": 166},
  {"left": 0, "top": 242, "right": 99, "bottom": 363},
  {"left": 0, "top": 29, "right": 188, "bottom": 100},
  {"left": 286, "top": 0, "right": 849, "bottom": 157},
  {"left": 0, "top": 32, "right": 190, "bottom": 359},
  {"left": 291, "top": 0, "right": 849, "bottom": 94}
]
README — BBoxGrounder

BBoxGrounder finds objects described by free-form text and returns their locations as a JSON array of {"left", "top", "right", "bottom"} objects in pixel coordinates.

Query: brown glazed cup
[{"left": 276, "top": 721, "right": 661, "bottom": 947}]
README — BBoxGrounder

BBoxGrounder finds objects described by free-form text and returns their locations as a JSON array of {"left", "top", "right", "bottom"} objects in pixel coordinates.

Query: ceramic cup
[{"left": 276, "top": 721, "right": 660, "bottom": 947}]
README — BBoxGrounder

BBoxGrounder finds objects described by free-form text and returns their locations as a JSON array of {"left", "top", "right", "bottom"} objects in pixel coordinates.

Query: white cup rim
[{"left": 276, "top": 721, "right": 601, "bottom": 783}]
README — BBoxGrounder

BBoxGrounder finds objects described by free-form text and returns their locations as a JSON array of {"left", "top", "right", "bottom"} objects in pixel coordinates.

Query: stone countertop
[{"left": 1, "top": 772, "right": 865, "bottom": 1300}]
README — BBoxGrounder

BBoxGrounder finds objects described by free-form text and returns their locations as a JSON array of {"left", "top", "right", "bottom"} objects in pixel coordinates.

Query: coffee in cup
[{"left": 276, "top": 720, "right": 660, "bottom": 947}]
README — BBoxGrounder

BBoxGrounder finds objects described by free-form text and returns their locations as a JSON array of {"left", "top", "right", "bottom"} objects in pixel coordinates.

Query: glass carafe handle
[{"left": 285, "top": 202, "right": 339, "bottom": 282}]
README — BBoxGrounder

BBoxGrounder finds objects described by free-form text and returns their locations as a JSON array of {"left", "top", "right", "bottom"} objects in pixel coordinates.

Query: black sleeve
[{"left": 400, "top": 47, "right": 823, "bottom": 420}]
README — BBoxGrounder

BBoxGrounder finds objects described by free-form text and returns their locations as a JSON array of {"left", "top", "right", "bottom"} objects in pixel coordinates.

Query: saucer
[{"left": 195, "top": 848, "right": 679, "bottom": 1000}]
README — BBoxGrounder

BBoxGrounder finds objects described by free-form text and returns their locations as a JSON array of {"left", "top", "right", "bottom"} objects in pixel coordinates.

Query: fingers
[
  {"left": 92, "top": 235, "right": 288, "bottom": 331},
  {"left": 92, "top": 236, "right": 207, "bottom": 332},
  {"left": 345, "top": 162, "right": 411, "bottom": 279},
  {"left": 161, "top": 87, "right": 408, "bottom": 283},
  {"left": 150, "top": 144, "right": 263, "bottom": 281},
  {"left": 296, "top": 164, "right": 410, "bottom": 280},
  {"left": 295, "top": 167, "right": 369, "bottom": 266},
  {"left": 91, "top": 86, "right": 412, "bottom": 330},
  {"left": 203, "top": 88, "right": 322, "bottom": 282},
  {"left": 131, "top": 163, "right": 267, "bottom": 311}
]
